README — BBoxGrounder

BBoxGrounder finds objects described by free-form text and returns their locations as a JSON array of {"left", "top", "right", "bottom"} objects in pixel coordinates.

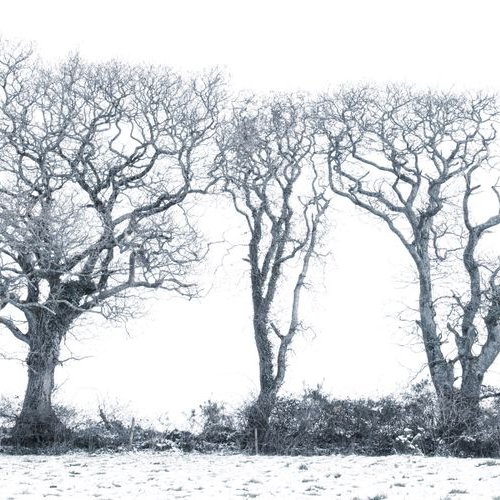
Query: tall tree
[
  {"left": 317, "top": 85, "right": 499, "bottom": 437},
  {"left": 0, "top": 43, "right": 223, "bottom": 443},
  {"left": 214, "top": 96, "right": 329, "bottom": 449}
]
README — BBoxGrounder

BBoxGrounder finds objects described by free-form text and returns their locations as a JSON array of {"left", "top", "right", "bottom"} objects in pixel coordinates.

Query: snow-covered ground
[{"left": 0, "top": 451, "right": 499, "bottom": 499}]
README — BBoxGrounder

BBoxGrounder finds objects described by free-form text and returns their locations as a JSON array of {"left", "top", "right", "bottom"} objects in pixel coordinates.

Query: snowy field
[{"left": 1, "top": 452, "right": 500, "bottom": 499}]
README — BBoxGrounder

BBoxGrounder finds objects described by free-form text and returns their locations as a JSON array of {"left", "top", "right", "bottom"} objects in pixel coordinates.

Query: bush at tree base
[{"left": 1, "top": 382, "right": 500, "bottom": 457}]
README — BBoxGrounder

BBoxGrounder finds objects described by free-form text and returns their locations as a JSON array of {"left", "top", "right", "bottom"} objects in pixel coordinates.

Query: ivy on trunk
[{"left": 214, "top": 95, "right": 329, "bottom": 449}]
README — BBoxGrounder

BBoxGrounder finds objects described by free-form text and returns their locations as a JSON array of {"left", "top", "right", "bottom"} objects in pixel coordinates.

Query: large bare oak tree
[
  {"left": 214, "top": 96, "right": 329, "bottom": 448},
  {"left": 0, "top": 44, "right": 222, "bottom": 443},
  {"left": 317, "top": 86, "right": 500, "bottom": 436}
]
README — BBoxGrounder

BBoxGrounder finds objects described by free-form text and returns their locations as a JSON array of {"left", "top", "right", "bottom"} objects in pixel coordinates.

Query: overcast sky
[{"left": 1, "top": 0, "right": 500, "bottom": 426}]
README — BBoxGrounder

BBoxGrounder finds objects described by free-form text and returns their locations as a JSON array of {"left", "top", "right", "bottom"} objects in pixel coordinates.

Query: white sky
[{"left": 1, "top": 0, "right": 500, "bottom": 426}]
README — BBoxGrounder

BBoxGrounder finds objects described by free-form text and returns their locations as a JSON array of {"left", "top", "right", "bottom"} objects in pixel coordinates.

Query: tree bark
[
  {"left": 431, "top": 359, "right": 483, "bottom": 453},
  {"left": 248, "top": 315, "right": 277, "bottom": 450},
  {"left": 437, "top": 389, "right": 481, "bottom": 443},
  {"left": 416, "top": 255, "right": 455, "bottom": 403},
  {"left": 247, "top": 385, "right": 278, "bottom": 453},
  {"left": 12, "top": 314, "right": 70, "bottom": 445}
]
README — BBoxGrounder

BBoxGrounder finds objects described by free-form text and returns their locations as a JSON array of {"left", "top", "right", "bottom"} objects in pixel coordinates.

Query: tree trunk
[
  {"left": 417, "top": 266, "right": 455, "bottom": 398},
  {"left": 12, "top": 316, "right": 69, "bottom": 445},
  {"left": 415, "top": 255, "right": 459, "bottom": 438},
  {"left": 434, "top": 368, "right": 482, "bottom": 457},
  {"left": 247, "top": 387, "right": 277, "bottom": 453},
  {"left": 246, "top": 311, "right": 279, "bottom": 450},
  {"left": 459, "top": 362, "right": 483, "bottom": 425},
  {"left": 437, "top": 391, "right": 480, "bottom": 435}
]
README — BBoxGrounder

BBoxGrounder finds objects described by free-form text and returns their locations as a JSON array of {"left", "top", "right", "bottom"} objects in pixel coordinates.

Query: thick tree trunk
[
  {"left": 433, "top": 362, "right": 483, "bottom": 456},
  {"left": 436, "top": 388, "right": 482, "bottom": 457},
  {"left": 437, "top": 390, "right": 480, "bottom": 436},
  {"left": 458, "top": 363, "right": 483, "bottom": 426},
  {"left": 12, "top": 316, "right": 69, "bottom": 445}
]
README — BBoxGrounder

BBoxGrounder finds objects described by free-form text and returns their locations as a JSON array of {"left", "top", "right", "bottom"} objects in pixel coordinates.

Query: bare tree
[
  {"left": 317, "top": 85, "right": 500, "bottom": 436},
  {"left": 214, "top": 96, "right": 329, "bottom": 449},
  {"left": 0, "top": 43, "right": 223, "bottom": 443}
]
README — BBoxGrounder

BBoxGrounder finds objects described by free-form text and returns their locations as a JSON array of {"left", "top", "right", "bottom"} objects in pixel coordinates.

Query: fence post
[
  {"left": 254, "top": 428, "right": 259, "bottom": 455},
  {"left": 129, "top": 417, "right": 135, "bottom": 447}
]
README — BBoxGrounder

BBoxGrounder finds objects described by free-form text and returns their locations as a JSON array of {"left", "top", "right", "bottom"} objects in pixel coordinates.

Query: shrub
[
  {"left": 239, "top": 383, "right": 441, "bottom": 456},
  {"left": 194, "top": 400, "right": 240, "bottom": 448},
  {"left": 2, "top": 381, "right": 500, "bottom": 457},
  {"left": 0, "top": 395, "right": 20, "bottom": 428}
]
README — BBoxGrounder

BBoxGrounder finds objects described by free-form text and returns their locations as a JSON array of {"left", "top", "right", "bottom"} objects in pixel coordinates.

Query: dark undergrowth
[
  {"left": 1, "top": 381, "right": 500, "bottom": 457},
  {"left": 253, "top": 382, "right": 500, "bottom": 458}
]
